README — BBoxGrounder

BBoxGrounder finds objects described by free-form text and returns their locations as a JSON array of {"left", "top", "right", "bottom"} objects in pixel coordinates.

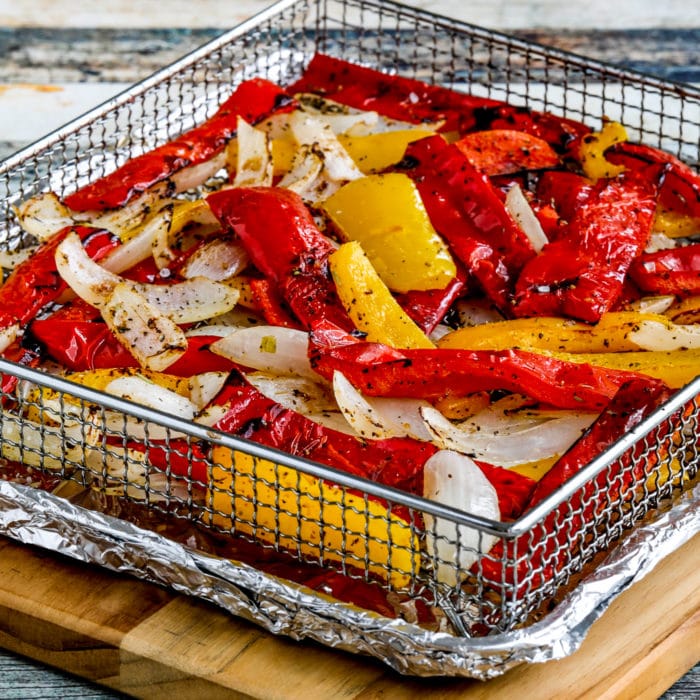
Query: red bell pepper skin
[
  {"left": 608, "top": 141, "right": 700, "bottom": 217},
  {"left": 211, "top": 376, "right": 436, "bottom": 491},
  {"left": 513, "top": 171, "right": 658, "bottom": 322},
  {"left": 394, "top": 265, "right": 467, "bottom": 334},
  {"left": 308, "top": 322, "right": 643, "bottom": 411},
  {"left": 29, "top": 300, "right": 236, "bottom": 375},
  {"left": 248, "top": 277, "right": 302, "bottom": 329},
  {"left": 534, "top": 170, "right": 593, "bottom": 229},
  {"left": 628, "top": 243, "right": 700, "bottom": 296},
  {"left": 64, "top": 79, "right": 294, "bottom": 211},
  {"left": 207, "top": 187, "right": 355, "bottom": 332},
  {"left": 0, "top": 225, "right": 118, "bottom": 335},
  {"left": 398, "top": 135, "right": 536, "bottom": 312},
  {"left": 288, "top": 53, "right": 501, "bottom": 134},
  {"left": 1, "top": 337, "right": 43, "bottom": 403},
  {"left": 124, "top": 439, "right": 210, "bottom": 485},
  {"left": 454, "top": 129, "right": 560, "bottom": 176},
  {"left": 471, "top": 103, "right": 591, "bottom": 157},
  {"left": 479, "top": 377, "right": 672, "bottom": 595}
]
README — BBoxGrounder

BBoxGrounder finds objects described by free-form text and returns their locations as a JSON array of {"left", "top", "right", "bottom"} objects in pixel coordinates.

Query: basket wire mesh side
[{"left": 0, "top": 0, "right": 699, "bottom": 653}]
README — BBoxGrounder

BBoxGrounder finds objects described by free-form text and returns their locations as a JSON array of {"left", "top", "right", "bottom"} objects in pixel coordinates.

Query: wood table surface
[{"left": 0, "top": 1, "right": 699, "bottom": 697}]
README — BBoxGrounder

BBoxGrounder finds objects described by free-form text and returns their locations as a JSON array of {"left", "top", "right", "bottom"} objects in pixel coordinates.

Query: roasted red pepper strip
[
  {"left": 288, "top": 53, "right": 501, "bottom": 134},
  {"left": 125, "top": 439, "right": 210, "bottom": 485},
  {"left": 535, "top": 170, "right": 593, "bottom": 228},
  {"left": 454, "top": 129, "right": 560, "bottom": 176},
  {"left": 628, "top": 243, "right": 700, "bottom": 296},
  {"left": 513, "top": 171, "right": 659, "bottom": 322},
  {"left": 471, "top": 103, "right": 591, "bottom": 157},
  {"left": 608, "top": 141, "right": 700, "bottom": 217},
  {"left": 0, "top": 225, "right": 118, "bottom": 334},
  {"left": 248, "top": 277, "right": 302, "bottom": 329},
  {"left": 398, "top": 135, "right": 535, "bottom": 312},
  {"left": 309, "top": 322, "right": 641, "bottom": 411},
  {"left": 64, "top": 79, "right": 294, "bottom": 211},
  {"left": 207, "top": 187, "right": 355, "bottom": 332},
  {"left": 211, "top": 376, "right": 436, "bottom": 491},
  {"left": 1, "top": 337, "right": 43, "bottom": 403},
  {"left": 395, "top": 265, "right": 467, "bottom": 334},
  {"left": 480, "top": 377, "right": 672, "bottom": 595},
  {"left": 29, "top": 300, "right": 236, "bottom": 375}
]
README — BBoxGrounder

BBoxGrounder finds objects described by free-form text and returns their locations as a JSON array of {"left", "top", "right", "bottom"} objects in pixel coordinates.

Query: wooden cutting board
[{"left": 0, "top": 533, "right": 697, "bottom": 699}]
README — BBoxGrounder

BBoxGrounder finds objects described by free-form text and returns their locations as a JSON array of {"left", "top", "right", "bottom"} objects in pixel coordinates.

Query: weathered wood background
[{"left": 0, "top": 1, "right": 698, "bottom": 697}]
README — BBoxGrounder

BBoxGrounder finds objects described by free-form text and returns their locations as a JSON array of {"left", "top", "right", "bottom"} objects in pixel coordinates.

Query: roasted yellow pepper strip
[
  {"left": 548, "top": 348, "right": 700, "bottom": 389},
  {"left": 579, "top": 119, "right": 628, "bottom": 181},
  {"left": 322, "top": 173, "right": 456, "bottom": 293},
  {"left": 329, "top": 240, "right": 435, "bottom": 349},
  {"left": 209, "top": 446, "right": 419, "bottom": 588},
  {"left": 338, "top": 129, "right": 435, "bottom": 173},
  {"left": 438, "top": 311, "right": 694, "bottom": 354},
  {"left": 653, "top": 206, "right": 700, "bottom": 239}
]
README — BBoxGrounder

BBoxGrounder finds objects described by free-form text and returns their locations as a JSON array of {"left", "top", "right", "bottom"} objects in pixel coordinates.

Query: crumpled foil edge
[{"left": 0, "top": 480, "right": 698, "bottom": 679}]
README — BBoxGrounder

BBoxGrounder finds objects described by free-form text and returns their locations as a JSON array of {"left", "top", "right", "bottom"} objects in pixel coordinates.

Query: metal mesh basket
[{"left": 0, "top": 0, "right": 699, "bottom": 648}]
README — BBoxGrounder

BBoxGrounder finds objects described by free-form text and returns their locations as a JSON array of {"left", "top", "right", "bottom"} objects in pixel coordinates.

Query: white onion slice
[
  {"left": 628, "top": 319, "right": 700, "bottom": 351},
  {"left": 170, "top": 150, "right": 228, "bottom": 194},
  {"left": 245, "top": 371, "right": 352, "bottom": 434},
  {"left": 104, "top": 375, "right": 197, "bottom": 420},
  {"left": 420, "top": 405, "right": 596, "bottom": 467},
  {"left": 56, "top": 232, "right": 239, "bottom": 324},
  {"left": 179, "top": 238, "right": 249, "bottom": 281},
  {"left": 332, "top": 371, "right": 432, "bottom": 441},
  {"left": 232, "top": 116, "right": 274, "bottom": 187},
  {"left": 55, "top": 231, "right": 122, "bottom": 306},
  {"left": 210, "top": 326, "right": 316, "bottom": 379},
  {"left": 626, "top": 295, "right": 676, "bottom": 315},
  {"left": 0, "top": 248, "right": 36, "bottom": 271},
  {"left": 13, "top": 192, "right": 76, "bottom": 241},
  {"left": 133, "top": 277, "right": 240, "bottom": 325},
  {"left": 101, "top": 283, "right": 187, "bottom": 372},
  {"left": 296, "top": 93, "right": 379, "bottom": 135},
  {"left": 645, "top": 232, "right": 677, "bottom": 253},
  {"left": 505, "top": 183, "right": 548, "bottom": 253},
  {"left": 279, "top": 111, "right": 363, "bottom": 202},
  {"left": 422, "top": 450, "right": 500, "bottom": 586},
  {"left": 0, "top": 323, "right": 19, "bottom": 354},
  {"left": 187, "top": 371, "right": 229, "bottom": 410}
]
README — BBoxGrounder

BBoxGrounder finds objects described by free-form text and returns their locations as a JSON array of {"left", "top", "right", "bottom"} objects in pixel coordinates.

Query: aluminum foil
[{"left": 0, "top": 478, "right": 697, "bottom": 679}]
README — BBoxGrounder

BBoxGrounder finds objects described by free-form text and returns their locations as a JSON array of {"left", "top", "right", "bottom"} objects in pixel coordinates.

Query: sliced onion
[
  {"left": 420, "top": 405, "right": 596, "bottom": 467},
  {"left": 245, "top": 371, "right": 353, "bottom": 434},
  {"left": 626, "top": 295, "right": 676, "bottom": 315},
  {"left": 296, "top": 93, "right": 379, "bottom": 135},
  {"left": 151, "top": 199, "right": 218, "bottom": 270},
  {"left": 101, "top": 203, "right": 174, "bottom": 275},
  {"left": 55, "top": 230, "right": 122, "bottom": 305},
  {"left": 0, "top": 247, "right": 37, "bottom": 271},
  {"left": 232, "top": 116, "right": 274, "bottom": 187},
  {"left": 13, "top": 192, "right": 76, "bottom": 241},
  {"left": 101, "top": 282, "right": 187, "bottom": 372},
  {"left": 645, "top": 232, "right": 677, "bottom": 254},
  {"left": 210, "top": 326, "right": 317, "bottom": 379},
  {"left": 505, "top": 183, "right": 548, "bottom": 253},
  {"left": 422, "top": 450, "right": 500, "bottom": 586},
  {"left": 104, "top": 375, "right": 197, "bottom": 420},
  {"left": 179, "top": 238, "right": 249, "bottom": 281},
  {"left": 56, "top": 232, "right": 239, "bottom": 324},
  {"left": 187, "top": 371, "right": 229, "bottom": 410},
  {"left": 0, "top": 323, "right": 19, "bottom": 354},
  {"left": 332, "top": 371, "right": 432, "bottom": 441},
  {"left": 170, "top": 150, "right": 228, "bottom": 194},
  {"left": 279, "top": 111, "right": 363, "bottom": 202},
  {"left": 454, "top": 299, "right": 505, "bottom": 327},
  {"left": 628, "top": 319, "right": 700, "bottom": 351},
  {"left": 133, "top": 277, "right": 240, "bottom": 325},
  {"left": 277, "top": 144, "right": 325, "bottom": 197}
]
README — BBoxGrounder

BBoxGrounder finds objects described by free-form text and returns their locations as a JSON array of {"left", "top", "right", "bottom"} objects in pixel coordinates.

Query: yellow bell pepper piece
[
  {"left": 579, "top": 119, "right": 628, "bottom": 181},
  {"left": 509, "top": 455, "right": 559, "bottom": 482},
  {"left": 329, "top": 240, "right": 435, "bottom": 349},
  {"left": 666, "top": 295, "right": 700, "bottom": 325},
  {"left": 338, "top": 129, "right": 434, "bottom": 173},
  {"left": 653, "top": 205, "right": 700, "bottom": 239},
  {"left": 321, "top": 173, "right": 456, "bottom": 293},
  {"left": 209, "top": 446, "right": 419, "bottom": 588},
  {"left": 437, "top": 311, "right": 690, "bottom": 354},
  {"left": 549, "top": 348, "right": 700, "bottom": 389}
]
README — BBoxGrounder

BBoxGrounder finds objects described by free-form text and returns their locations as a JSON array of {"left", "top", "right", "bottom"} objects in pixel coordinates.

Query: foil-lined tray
[
  {"left": 0, "top": 478, "right": 697, "bottom": 680},
  {"left": 0, "top": 0, "right": 699, "bottom": 679}
]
